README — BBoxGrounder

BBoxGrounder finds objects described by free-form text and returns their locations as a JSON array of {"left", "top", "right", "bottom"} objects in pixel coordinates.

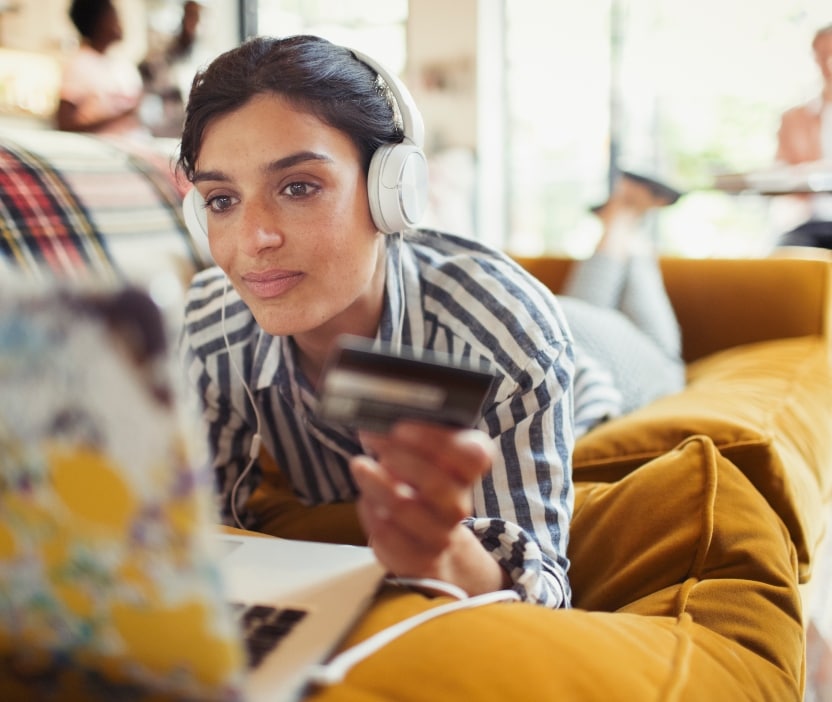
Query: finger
[
  {"left": 351, "top": 455, "right": 462, "bottom": 544},
  {"left": 392, "top": 422, "right": 495, "bottom": 480},
  {"left": 363, "top": 426, "right": 487, "bottom": 522},
  {"left": 371, "top": 424, "right": 493, "bottom": 497},
  {"left": 360, "top": 424, "right": 494, "bottom": 480},
  {"left": 361, "top": 444, "right": 473, "bottom": 524},
  {"left": 350, "top": 454, "right": 401, "bottom": 522},
  {"left": 355, "top": 491, "right": 458, "bottom": 579},
  {"left": 356, "top": 430, "right": 390, "bottom": 458},
  {"left": 360, "top": 513, "right": 438, "bottom": 578}
]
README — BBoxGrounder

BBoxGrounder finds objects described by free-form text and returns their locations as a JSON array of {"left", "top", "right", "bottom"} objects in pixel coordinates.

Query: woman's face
[{"left": 193, "top": 93, "right": 386, "bottom": 345}]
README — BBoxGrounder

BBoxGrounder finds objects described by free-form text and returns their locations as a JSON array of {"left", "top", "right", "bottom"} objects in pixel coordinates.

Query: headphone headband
[
  {"left": 349, "top": 49, "right": 425, "bottom": 150},
  {"left": 349, "top": 48, "right": 428, "bottom": 234}
]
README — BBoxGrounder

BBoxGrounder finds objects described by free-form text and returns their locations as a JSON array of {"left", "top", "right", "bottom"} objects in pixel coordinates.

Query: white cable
[
  {"left": 396, "top": 231, "right": 405, "bottom": 354},
  {"left": 222, "top": 277, "right": 264, "bottom": 530},
  {"left": 307, "top": 588, "right": 521, "bottom": 687}
]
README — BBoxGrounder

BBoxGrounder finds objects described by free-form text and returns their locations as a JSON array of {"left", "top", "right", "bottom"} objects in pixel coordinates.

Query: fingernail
[{"left": 394, "top": 482, "right": 417, "bottom": 500}]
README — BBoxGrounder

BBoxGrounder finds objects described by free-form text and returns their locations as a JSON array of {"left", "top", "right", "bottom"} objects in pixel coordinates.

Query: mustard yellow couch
[
  {"left": 295, "top": 254, "right": 832, "bottom": 702},
  {"left": 6, "top": 122, "right": 827, "bottom": 700}
]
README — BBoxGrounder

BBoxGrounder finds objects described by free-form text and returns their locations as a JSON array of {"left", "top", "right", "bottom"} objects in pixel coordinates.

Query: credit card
[{"left": 317, "top": 335, "right": 496, "bottom": 433}]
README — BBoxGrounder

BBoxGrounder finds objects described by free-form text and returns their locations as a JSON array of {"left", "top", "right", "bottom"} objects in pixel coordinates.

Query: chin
[{"left": 249, "top": 305, "right": 321, "bottom": 338}]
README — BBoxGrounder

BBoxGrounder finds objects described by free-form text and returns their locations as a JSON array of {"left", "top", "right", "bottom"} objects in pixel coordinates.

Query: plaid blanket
[
  {"left": 0, "top": 137, "right": 116, "bottom": 280},
  {"left": 0, "top": 127, "right": 209, "bottom": 285}
]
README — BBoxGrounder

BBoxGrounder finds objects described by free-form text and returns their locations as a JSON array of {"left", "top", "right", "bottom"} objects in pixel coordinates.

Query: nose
[{"left": 238, "top": 196, "right": 285, "bottom": 255}]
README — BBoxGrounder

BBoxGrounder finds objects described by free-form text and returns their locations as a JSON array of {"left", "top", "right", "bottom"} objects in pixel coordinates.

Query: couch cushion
[
  {"left": 246, "top": 448, "right": 367, "bottom": 546},
  {"left": 310, "top": 435, "right": 803, "bottom": 702},
  {"left": 572, "top": 336, "right": 832, "bottom": 583},
  {"left": 569, "top": 436, "right": 802, "bottom": 678}
]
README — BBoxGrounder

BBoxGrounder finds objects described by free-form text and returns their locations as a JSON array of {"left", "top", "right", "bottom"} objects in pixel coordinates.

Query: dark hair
[
  {"left": 177, "top": 34, "right": 403, "bottom": 181},
  {"left": 69, "top": 0, "right": 112, "bottom": 40}
]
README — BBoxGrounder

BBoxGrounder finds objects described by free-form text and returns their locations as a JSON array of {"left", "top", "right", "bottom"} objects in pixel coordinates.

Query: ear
[
  {"left": 366, "top": 142, "right": 429, "bottom": 234},
  {"left": 349, "top": 47, "right": 429, "bottom": 234}
]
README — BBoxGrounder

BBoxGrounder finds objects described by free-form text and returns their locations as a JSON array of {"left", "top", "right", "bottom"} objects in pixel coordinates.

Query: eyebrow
[{"left": 192, "top": 150, "right": 334, "bottom": 184}]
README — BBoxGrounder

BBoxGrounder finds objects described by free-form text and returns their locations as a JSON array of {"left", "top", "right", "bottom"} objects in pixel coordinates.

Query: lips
[{"left": 241, "top": 269, "right": 305, "bottom": 299}]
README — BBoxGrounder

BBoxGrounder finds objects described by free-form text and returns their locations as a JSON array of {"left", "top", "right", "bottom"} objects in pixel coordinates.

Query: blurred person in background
[
  {"left": 140, "top": 0, "right": 210, "bottom": 138},
  {"left": 56, "top": 0, "right": 149, "bottom": 140},
  {"left": 774, "top": 22, "right": 832, "bottom": 250}
]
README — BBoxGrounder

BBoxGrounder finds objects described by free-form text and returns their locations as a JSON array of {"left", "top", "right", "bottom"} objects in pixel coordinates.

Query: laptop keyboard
[{"left": 229, "top": 602, "right": 309, "bottom": 668}]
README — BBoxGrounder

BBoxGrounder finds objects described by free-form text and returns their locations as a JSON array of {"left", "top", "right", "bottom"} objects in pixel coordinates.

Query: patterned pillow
[{"left": 0, "top": 127, "right": 210, "bottom": 288}]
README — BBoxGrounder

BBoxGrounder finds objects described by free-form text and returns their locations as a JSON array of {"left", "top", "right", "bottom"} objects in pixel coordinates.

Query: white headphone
[{"left": 182, "top": 46, "right": 429, "bottom": 239}]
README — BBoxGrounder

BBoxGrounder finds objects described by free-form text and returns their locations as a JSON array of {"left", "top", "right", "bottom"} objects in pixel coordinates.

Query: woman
[
  {"left": 57, "top": 0, "right": 148, "bottom": 139},
  {"left": 139, "top": 0, "right": 209, "bottom": 138},
  {"left": 177, "top": 35, "right": 578, "bottom": 607},
  {"left": 773, "top": 23, "right": 832, "bottom": 249}
]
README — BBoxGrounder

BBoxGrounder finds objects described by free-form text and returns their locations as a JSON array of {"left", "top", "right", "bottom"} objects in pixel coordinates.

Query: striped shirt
[{"left": 180, "top": 229, "right": 593, "bottom": 608}]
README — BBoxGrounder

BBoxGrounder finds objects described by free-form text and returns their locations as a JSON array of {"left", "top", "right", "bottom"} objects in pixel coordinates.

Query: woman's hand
[{"left": 350, "top": 421, "right": 510, "bottom": 596}]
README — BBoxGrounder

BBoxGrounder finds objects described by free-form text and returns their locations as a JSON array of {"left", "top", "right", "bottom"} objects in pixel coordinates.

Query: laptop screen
[{"left": 0, "top": 282, "right": 247, "bottom": 701}]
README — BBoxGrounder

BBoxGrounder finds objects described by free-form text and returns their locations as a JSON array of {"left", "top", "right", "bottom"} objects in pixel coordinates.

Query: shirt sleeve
[
  {"left": 572, "top": 349, "right": 622, "bottom": 439},
  {"left": 467, "top": 343, "right": 576, "bottom": 608}
]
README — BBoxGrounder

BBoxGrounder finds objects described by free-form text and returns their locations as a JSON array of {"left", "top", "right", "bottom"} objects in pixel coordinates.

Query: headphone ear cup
[
  {"left": 367, "top": 142, "right": 429, "bottom": 234},
  {"left": 182, "top": 187, "right": 213, "bottom": 264},
  {"left": 183, "top": 187, "right": 209, "bottom": 238}
]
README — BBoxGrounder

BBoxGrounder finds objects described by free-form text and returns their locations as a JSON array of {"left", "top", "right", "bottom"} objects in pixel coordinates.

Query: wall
[
  {"left": 407, "top": 0, "right": 478, "bottom": 153},
  {"left": 407, "top": 0, "right": 504, "bottom": 244},
  {"left": 1, "top": 0, "right": 82, "bottom": 54}
]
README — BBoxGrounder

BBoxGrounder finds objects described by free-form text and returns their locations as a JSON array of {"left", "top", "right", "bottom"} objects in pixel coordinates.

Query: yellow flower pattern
[{"left": 0, "top": 288, "right": 245, "bottom": 701}]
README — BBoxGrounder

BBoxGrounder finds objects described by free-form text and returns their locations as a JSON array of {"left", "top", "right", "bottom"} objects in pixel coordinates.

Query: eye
[
  {"left": 281, "top": 181, "right": 318, "bottom": 198},
  {"left": 204, "top": 194, "right": 237, "bottom": 213}
]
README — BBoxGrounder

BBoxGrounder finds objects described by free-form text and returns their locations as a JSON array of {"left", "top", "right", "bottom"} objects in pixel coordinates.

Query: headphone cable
[{"left": 221, "top": 277, "right": 264, "bottom": 530}]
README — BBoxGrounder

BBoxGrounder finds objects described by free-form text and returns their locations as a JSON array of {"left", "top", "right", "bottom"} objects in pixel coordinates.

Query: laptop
[{"left": 0, "top": 279, "right": 385, "bottom": 702}]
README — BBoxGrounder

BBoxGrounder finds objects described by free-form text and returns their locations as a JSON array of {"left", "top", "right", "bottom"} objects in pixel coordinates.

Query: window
[
  {"left": 504, "top": 0, "right": 832, "bottom": 257},
  {"left": 238, "top": 0, "right": 832, "bottom": 257},
  {"left": 504, "top": 1, "right": 610, "bottom": 256}
]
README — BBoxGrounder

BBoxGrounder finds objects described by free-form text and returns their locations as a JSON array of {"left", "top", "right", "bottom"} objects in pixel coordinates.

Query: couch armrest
[
  {"left": 512, "top": 254, "right": 832, "bottom": 363},
  {"left": 661, "top": 255, "right": 832, "bottom": 362}
]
